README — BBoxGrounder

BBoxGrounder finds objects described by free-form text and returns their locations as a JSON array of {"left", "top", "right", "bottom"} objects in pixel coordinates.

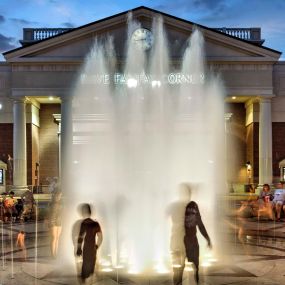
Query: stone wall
[{"left": 225, "top": 103, "right": 247, "bottom": 184}]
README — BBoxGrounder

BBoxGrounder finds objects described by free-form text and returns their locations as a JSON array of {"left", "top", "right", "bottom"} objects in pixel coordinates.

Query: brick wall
[
  {"left": 246, "top": 122, "right": 259, "bottom": 184},
  {"left": 39, "top": 104, "right": 60, "bottom": 185},
  {"left": 0, "top": 123, "right": 13, "bottom": 184},
  {"left": 272, "top": 122, "right": 285, "bottom": 181}
]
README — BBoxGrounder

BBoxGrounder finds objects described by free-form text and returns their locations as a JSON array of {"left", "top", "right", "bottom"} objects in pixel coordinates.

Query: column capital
[
  {"left": 60, "top": 94, "right": 74, "bottom": 103},
  {"left": 258, "top": 95, "right": 275, "bottom": 103},
  {"left": 13, "top": 96, "right": 27, "bottom": 104}
]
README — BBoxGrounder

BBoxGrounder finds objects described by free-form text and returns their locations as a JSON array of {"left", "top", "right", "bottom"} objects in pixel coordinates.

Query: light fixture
[
  {"left": 127, "top": 78, "right": 138, "bottom": 88},
  {"left": 0, "top": 103, "right": 2, "bottom": 110},
  {"left": 232, "top": 96, "right": 236, "bottom": 100},
  {"left": 151, "top": 80, "right": 161, "bottom": 88},
  {"left": 49, "top": 96, "right": 54, "bottom": 101}
]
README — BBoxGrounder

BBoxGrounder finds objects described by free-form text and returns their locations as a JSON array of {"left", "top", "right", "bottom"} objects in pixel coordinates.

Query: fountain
[{"left": 60, "top": 13, "right": 225, "bottom": 283}]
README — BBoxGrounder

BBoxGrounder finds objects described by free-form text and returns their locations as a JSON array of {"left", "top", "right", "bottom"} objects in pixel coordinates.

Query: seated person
[
  {"left": 257, "top": 183, "right": 274, "bottom": 220},
  {"left": 272, "top": 183, "right": 285, "bottom": 221},
  {"left": 4, "top": 191, "right": 18, "bottom": 222}
]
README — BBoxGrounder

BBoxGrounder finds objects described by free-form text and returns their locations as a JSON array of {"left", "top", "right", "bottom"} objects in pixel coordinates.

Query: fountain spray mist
[{"left": 61, "top": 14, "right": 226, "bottom": 275}]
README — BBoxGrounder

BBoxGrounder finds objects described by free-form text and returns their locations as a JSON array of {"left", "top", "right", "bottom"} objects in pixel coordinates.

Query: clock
[{"left": 131, "top": 28, "right": 153, "bottom": 50}]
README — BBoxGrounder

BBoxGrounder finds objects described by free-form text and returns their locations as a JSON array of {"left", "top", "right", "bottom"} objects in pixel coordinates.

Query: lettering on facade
[{"left": 80, "top": 72, "right": 205, "bottom": 86}]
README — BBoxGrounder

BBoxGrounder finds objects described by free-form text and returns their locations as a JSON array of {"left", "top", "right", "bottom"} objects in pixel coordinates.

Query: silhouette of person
[
  {"left": 76, "top": 203, "right": 103, "bottom": 283},
  {"left": 48, "top": 190, "right": 63, "bottom": 258},
  {"left": 16, "top": 231, "right": 27, "bottom": 261},
  {"left": 166, "top": 183, "right": 191, "bottom": 285},
  {"left": 184, "top": 201, "right": 212, "bottom": 284},
  {"left": 7, "top": 154, "right": 13, "bottom": 184}
]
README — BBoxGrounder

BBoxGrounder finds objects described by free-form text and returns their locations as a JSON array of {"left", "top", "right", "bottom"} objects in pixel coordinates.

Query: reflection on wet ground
[{"left": 1, "top": 218, "right": 285, "bottom": 285}]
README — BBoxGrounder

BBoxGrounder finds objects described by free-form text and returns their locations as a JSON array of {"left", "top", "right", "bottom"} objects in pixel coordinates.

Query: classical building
[{"left": 0, "top": 6, "right": 284, "bottom": 192}]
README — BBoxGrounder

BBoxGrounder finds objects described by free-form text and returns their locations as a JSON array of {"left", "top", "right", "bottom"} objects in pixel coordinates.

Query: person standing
[
  {"left": 76, "top": 203, "right": 103, "bottom": 284},
  {"left": 20, "top": 188, "right": 37, "bottom": 222},
  {"left": 184, "top": 201, "right": 212, "bottom": 284},
  {"left": 16, "top": 231, "right": 27, "bottom": 261},
  {"left": 48, "top": 190, "right": 63, "bottom": 258}
]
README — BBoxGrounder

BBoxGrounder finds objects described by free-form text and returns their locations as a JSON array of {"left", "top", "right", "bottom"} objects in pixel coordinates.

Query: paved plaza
[{"left": 1, "top": 217, "right": 285, "bottom": 285}]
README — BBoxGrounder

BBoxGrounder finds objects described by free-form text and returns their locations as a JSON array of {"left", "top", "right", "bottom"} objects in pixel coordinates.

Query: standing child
[{"left": 16, "top": 231, "right": 27, "bottom": 261}]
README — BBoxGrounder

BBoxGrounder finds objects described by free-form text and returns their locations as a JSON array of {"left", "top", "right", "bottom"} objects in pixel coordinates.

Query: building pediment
[{"left": 3, "top": 6, "right": 281, "bottom": 63}]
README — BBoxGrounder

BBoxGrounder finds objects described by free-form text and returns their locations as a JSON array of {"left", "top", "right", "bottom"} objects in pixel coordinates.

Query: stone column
[
  {"left": 259, "top": 98, "right": 273, "bottom": 185},
  {"left": 60, "top": 96, "right": 73, "bottom": 191},
  {"left": 13, "top": 98, "right": 28, "bottom": 192}
]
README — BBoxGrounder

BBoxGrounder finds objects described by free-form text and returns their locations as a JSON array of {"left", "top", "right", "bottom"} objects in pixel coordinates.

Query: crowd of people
[
  {"left": 0, "top": 189, "right": 36, "bottom": 223},
  {"left": 4, "top": 182, "right": 284, "bottom": 284},
  {"left": 236, "top": 182, "right": 285, "bottom": 221}
]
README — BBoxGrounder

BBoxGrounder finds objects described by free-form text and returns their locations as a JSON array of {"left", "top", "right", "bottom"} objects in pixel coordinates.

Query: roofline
[{"left": 3, "top": 5, "right": 282, "bottom": 56}]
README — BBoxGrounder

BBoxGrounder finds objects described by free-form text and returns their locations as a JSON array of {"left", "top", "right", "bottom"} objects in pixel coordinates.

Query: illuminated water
[{"left": 63, "top": 14, "right": 225, "bottom": 275}]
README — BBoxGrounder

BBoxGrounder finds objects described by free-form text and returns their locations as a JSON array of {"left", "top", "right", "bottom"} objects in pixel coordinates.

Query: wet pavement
[{"left": 1, "top": 217, "right": 285, "bottom": 285}]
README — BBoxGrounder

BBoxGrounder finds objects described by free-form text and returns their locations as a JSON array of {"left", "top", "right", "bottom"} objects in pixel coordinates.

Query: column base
[{"left": 11, "top": 185, "right": 29, "bottom": 196}]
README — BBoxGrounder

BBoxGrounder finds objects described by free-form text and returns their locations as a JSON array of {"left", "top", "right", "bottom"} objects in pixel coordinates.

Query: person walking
[{"left": 76, "top": 203, "right": 103, "bottom": 284}]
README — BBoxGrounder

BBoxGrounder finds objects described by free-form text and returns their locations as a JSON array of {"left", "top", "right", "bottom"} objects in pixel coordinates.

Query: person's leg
[
  {"left": 20, "top": 205, "right": 29, "bottom": 221},
  {"left": 194, "top": 262, "right": 199, "bottom": 284},
  {"left": 275, "top": 202, "right": 282, "bottom": 220},
  {"left": 51, "top": 226, "right": 57, "bottom": 257},
  {"left": 54, "top": 226, "right": 62, "bottom": 256},
  {"left": 172, "top": 251, "right": 185, "bottom": 285}
]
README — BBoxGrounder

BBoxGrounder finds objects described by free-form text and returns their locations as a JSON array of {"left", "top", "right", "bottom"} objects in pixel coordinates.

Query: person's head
[
  {"left": 276, "top": 182, "right": 284, "bottom": 189},
  {"left": 185, "top": 201, "right": 199, "bottom": 215},
  {"left": 20, "top": 231, "right": 25, "bottom": 234},
  {"left": 9, "top": 191, "right": 15, "bottom": 197},
  {"left": 263, "top": 184, "right": 270, "bottom": 192},
  {"left": 80, "top": 203, "right": 92, "bottom": 218}
]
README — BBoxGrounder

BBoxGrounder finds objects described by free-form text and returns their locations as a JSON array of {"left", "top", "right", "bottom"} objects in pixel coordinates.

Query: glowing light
[
  {"left": 101, "top": 268, "right": 113, "bottom": 272},
  {"left": 232, "top": 96, "right": 236, "bottom": 100},
  {"left": 128, "top": 268, "right": 139, "bottom": 274},
  {"left": 0, "top": 103, "right": 2, "bottom": 110},
  {"left": 127, "top": 78, "right": 138, "bottom": 88},
  {"left": 49, "top": 96, "right": 54, "bottom": 101},
  {"left": 155, "top": 263, "right": 169, "bottom": 274},
  {"left": 172, "top": 264, "right": 182, "bottom": 268},
  {"left": 151, "top": 80, "right": 161, "bottom": 88}
]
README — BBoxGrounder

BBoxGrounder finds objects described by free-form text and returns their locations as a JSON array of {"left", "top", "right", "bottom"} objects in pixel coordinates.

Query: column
[
  {"left": 60, "top": 96, "right": 73, "bottom": 191},
  {"left": 259, "top": 98, "right": 272, "bottom": 185},
  {"left": 13, "top": 98, "right": 28, "bottom": 192}
]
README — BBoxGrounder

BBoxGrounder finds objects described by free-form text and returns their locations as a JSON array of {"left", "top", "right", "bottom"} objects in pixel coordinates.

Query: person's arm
[
  {"left": 76, "top": 222, "right": 85, "bottom": 256},
  {"left": 197, "top": 215, "right": 212, "bottom": 249},
  {"left": 96, "top": 232, "right": 103, "bottom": 249}
]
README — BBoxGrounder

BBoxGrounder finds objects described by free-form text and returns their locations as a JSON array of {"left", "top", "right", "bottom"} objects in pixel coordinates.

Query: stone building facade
[{"left": 0, "top": 6, "right": 284, "bottom": 192}]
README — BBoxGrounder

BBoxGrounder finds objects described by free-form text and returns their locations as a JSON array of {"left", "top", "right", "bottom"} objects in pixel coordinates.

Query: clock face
[{"left": 131, "top": 28, "right": 153, "bottom": 50}]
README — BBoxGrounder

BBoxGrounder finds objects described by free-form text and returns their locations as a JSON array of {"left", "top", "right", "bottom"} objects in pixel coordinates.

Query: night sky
[{"left": 0, "top": 0, "right": 284, "bottom": 60}]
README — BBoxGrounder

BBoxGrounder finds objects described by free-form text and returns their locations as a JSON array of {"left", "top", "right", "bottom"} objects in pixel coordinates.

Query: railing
[
  {"left": 4, "top": 184, "right": 54, "bottom": 195},
  {"left": 20, "top": 28, "right": 73, "bottom": 46},
  {"left": 214, "top": 27, "right": 264, "bottom": 45}
]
